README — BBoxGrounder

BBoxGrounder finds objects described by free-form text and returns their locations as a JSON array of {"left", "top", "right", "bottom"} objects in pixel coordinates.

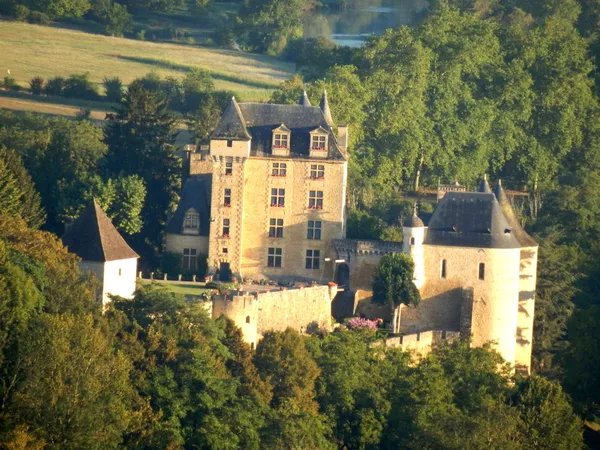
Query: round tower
[{"left": 402, "top": 207, "right": 426, "bottom": 289}]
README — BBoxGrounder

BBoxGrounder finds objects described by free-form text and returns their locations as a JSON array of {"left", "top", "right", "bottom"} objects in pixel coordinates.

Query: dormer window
[
  {"left": 311, "top": 135, "right": 326, "bottom": 150},
  {"left": 272, "top": 124, "right": 291, "bottom": 156},
  {"left": 184, "top": 209, "right": 199, "bottom": 229},
  {"left": 274, "top": 133, "right": 288, "bottom": 149},
  {"left": 309, "top": 127, "right": 329, "bottom": 158}
]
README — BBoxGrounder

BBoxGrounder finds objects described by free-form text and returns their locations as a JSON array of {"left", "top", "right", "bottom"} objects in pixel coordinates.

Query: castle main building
[{"left": 166, "top": 92, "right": 348, "bottom": 281}]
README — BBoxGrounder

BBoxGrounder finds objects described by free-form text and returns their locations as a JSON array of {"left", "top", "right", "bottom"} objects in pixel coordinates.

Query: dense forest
[{"left": 1, "top": 0, "right": 600, "bottom": 447}]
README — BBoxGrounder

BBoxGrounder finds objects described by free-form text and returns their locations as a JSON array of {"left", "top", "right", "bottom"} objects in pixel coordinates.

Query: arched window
[
  {"left": 410, "top": 237, "right": 415, "bottom": 245},
  {"left": 246, "top": 315, "right": 251, "bottom": 324}
]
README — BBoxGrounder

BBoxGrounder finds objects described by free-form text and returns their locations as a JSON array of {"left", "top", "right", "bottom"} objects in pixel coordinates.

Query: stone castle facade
[
  {"left": 166, "top": 96, "right": 538, "bottom": 372},
  {"left": 166, "top": 91, "right": 348, "bottom": 282},
  {"left": 333, "top": 179, "right": 538, "bottom": 373}
]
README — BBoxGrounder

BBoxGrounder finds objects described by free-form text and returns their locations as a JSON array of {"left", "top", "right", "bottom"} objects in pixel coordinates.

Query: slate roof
[
  {"left": 424, "top": 183, "right": 537, "bottom": 249},
  {"left": 211, "top": 97, "right": 346, "bottom": 160},
  {"left": 298, "top": 91, "right": 311, "bottom": 106},
  {"left": 404, "top": 214, "right": 425, "bottom": 228},
  {"left": 62, "top": 201, "right": 139, "bottom": 262},
  {"left": 165, "top": 175, "right": 211, "bottom": 236}
]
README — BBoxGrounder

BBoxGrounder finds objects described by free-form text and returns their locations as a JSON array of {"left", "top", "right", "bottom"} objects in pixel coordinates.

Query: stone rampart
[
  {"left": 375, "top": 330, "right": 460, "bottom": 356},
  {"left": 212, "top": 285, "right": 336, "bottom": 347}
]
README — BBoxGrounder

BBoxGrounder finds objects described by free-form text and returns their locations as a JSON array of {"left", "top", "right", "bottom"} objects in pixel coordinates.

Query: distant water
[{"left": 303, "top": 0, "right": 429, "bottom": 47}]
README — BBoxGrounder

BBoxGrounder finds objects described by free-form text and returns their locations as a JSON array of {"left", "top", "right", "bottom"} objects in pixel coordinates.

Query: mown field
[{"left": 0, "top": 20, "right": 294, "bottom": 101}]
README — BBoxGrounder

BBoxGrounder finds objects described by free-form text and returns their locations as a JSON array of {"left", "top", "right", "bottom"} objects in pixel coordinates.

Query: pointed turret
[
  {"left": 478, "top": 174, "right": 492, "bottom": 193},
  {"left": 493, "top": 180, "right": 537, "bottom": 247},
  {"left": 319, "top": 90, "right": 334, "bottom": 127},
  {"left": 298, "top": 90, "right": 311, "bottom": 106},
  {"left": 210, "top": 96, "right": 251, "bottom": 141},
  {"left": 62, "top": 200, "right": 139, "bottom": 262},
  {"left": 403, "top": 204, "right": 425, "bottom": 228},
  {"left": 402, "top": 204, "right": 426, "bottom": 289}
]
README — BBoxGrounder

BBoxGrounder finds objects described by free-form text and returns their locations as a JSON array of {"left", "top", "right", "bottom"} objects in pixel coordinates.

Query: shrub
[
  {"left": 347, "top": 317, "right": 378, "bottom": 330},
  {"left": 29, "top": 76, "right": 45, "bottom": 95},
  {"left": 27, "top": 11, "right": 51, "bottom": 25},
  {"left": 136, "top": 29, "right": 146, "bottom": 41},
  {"left": 2, "top": 76, "right": 18, "bottom": 90},
  {"left": 44, "top": 77, "right": 65, "bottom": 96},
  {"left": 103, "top": 76, "right": 123, "bottom": 103},
  {"left": 63, "top": 73, "right": 100, "bottom": 100},
  {"left": 75, "top": 108, "right": 91, "bottom": 120},
  {"left": 14, "top": 4, "right": 29, "bottom": 21}
]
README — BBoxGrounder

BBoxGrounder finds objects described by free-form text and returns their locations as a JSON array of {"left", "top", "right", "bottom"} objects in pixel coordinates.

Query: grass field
[{"left": 0, "top": 20, "right": 293, "bottom": 101}]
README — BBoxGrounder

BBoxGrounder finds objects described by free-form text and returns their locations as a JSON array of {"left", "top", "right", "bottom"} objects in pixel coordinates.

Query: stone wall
[
  {"left": 420, "top": 245, "right": 522, "bottom": 369},
  {"left": 515, "top": 246, "right": 538, "bottom": 374},
  {"left": 212, "top": 285, "right": 336, "bottom": 346},
  {"left": 376, "top": 330, "right": 461, "bottom": 355},
  {"left": 79, "top": 258, "right": 137, "bottom": 307},
  {"left": 332, "top": 240, "right": 403, "bottom": 291},
  {"left": 165, "top": 233, "right": 209, "bottom": 259}
]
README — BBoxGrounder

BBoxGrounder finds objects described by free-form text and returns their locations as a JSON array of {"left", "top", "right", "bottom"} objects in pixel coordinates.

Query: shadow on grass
[
  {"left": 0, "top": 89, "right": 116, "bottom": 111},
  {"left": 107, "top": 54, "right": 281, "bottom": 89}
]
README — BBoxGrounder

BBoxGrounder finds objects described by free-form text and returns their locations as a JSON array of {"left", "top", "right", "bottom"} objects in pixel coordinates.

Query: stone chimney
[{"left": 337, "top": 124, "right": 349, "bottom": 151}]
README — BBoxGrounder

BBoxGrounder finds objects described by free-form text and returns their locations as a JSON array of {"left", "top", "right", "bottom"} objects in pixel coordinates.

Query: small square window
[
  {"left": 272, "top": 162, "right": 287, "bottom": 177},
  {"left": 310, "top": 164, "right": 325, "bottom": 179},
  {"left": 308, "top": 191, "right": 323, "bottom": 209},
  {"left": 222, "top": 219, "right": 230, "bottom": 237},
  {"left": 271, "top": 188, "right": 285, "bottom": 207},
  {"left": 224, "top": 188, "right": 231, "bottom": 207},
  {"left": 227, "top": 140, "right": 233, "bottom": 148},
  {"left": 269, "top": 218, "right": 284, "bottom": 238},
  {"left": 268, "top": 247, "right": 282, "bottom": 268},
  {"left": 307, "top": 221, "right": 322, "bottom": 240},
  {"left": 305, "top": 249, "right": 320, "bottom": 270},
  {"left": 273, "top": 133, "right": 289, "bottom": 149},
  {"left": 223, "top": 247, "right": 228, "bottom": 254},
  {"left": 311, "top": 134, "right": 327, "bottom": 150}
]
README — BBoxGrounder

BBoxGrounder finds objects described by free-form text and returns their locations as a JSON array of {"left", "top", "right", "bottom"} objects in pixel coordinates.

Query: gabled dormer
[
  {"left": 183, "top": 207, "right": 200, "bottom": 235},
  {"left": 309, "top": 126, "right": 328, "bottom": 158},
  {"left": 272, "top": 124, "right": 291, "bottom": 157}
]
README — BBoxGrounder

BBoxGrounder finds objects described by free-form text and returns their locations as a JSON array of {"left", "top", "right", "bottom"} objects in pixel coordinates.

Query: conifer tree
[{"left": 103, "top": 82, "right": 180, "bottom": 262}]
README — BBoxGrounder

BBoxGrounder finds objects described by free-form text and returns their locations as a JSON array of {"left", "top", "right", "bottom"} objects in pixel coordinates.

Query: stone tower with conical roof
[
  {"left": 402, "top": 205, "right": 426, "bottom": 289},
  {"left": 62, "top": 201, "right": 139, "bottom": 307}
]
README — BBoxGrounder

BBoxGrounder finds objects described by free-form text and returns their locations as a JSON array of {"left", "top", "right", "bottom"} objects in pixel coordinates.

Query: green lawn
[
  {"left": 0, "top": 20, "right": 293, "bottom": 101},
  {"left": 139, "top": 279, "right": 211, "bottom": 299}
]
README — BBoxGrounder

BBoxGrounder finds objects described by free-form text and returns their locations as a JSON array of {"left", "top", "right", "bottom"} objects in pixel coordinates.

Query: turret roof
[
  {"left": 62, "top": 201, "right": 139, "bottom": 262},
  {"left": 298, "top": 91, "right": 311, "bottom": 106},
  {"left": 424, "top": 181, "right": 537, "bottom": 249}
]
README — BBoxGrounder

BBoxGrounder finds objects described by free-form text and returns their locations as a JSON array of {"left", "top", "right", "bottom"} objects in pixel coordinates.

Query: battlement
[{"left": 332, "top": 239, "right": 403, "bottom": 255}]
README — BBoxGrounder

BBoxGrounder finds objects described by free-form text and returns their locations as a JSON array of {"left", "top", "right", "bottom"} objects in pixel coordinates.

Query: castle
[
  {"left": 332, "top": 179, "right": 538, "bottom": 373},
  {"left": 166, "top": 91, "right": 348, "bottom": 282}
]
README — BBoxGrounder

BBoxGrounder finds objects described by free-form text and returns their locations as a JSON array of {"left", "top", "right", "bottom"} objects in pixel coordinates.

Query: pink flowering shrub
[{"left": 347, "top": 317, "right": 378, "bottom": 330}]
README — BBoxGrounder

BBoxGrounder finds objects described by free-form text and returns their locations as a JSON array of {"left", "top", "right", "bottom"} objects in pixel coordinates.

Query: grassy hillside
[{"left": 0, "top": 20, "right": 294, "bottom": 101}]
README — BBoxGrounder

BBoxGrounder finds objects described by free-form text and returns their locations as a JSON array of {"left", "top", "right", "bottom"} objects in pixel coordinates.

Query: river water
[{"left": 303, "top": 0, "right": 429, "bottom": 47}]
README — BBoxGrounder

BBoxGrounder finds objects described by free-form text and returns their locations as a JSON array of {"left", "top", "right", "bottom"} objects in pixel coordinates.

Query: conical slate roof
[
  {"left": 493, "top": 181, "right": 537, "bottom": 247},
  {"left": 298, "top": 91, "right": 311, "bottom": 106},
  {"left": 478, "top": 175, "right": 491, "bottom": 193},
  {"left": 210, "top": 97, "right": 252, "bottom": 140},
  {"left": 62, "top": 201, "right": 139, "bottom": 262},
  {"left": 319, "top": 90, "right": 334, "bottom": 127}
]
